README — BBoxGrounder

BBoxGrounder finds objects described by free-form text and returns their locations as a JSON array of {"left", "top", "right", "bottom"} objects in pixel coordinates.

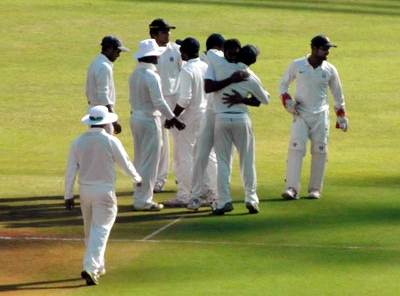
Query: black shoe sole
[
  {"left": 81, "top": 271, "right": 98, "bottom": 286},
  {"left": 246, "top": 203, "right": 259, "bottom": 214},
  {"left": 212, "top": 203, "right": 233, "bottom": 215}
]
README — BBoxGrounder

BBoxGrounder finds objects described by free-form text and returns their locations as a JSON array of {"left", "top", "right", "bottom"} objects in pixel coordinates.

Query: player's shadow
[{"left": 0, "top": 277, "right": 85, "bottom": 292}]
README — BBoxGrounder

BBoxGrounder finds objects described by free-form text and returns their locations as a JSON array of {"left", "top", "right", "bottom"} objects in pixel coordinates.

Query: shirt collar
[
  {"left": 99, "top": 53, "right": 113, "bottom": 67},
  {"left": 136, "top": 62, "right": 157, "bottom": 71},
  {"left": 87, "top": 127, "right": 107, "bottom": 133},
  {"left": 237, "top": 62, "right": 248, "bottom": 70},
  {"left": 187, "top": 57, "right": 200, "bottom": 63}
]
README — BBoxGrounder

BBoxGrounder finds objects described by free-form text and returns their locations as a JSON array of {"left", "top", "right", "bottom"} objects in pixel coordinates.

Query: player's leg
[
  {"left": 282, "top": 114, "right": 308, "bottom": 199},
  {"left": 131, "top": 115, "right": 163, "bottom": 210},
  {"left": 154, "top": 116, "right": 169, "bottom": 192},
  {"left": 308, "top": 111, "right": 329, "bottom": 198},
  {"left": 188, "top": 110, "right": 217, "bottom": 210},
  {"left": 213, "top": 116, "right": 234, "bottom": 212},
  {"left": 231, "top": 116, "right": 259, "bottom": 213}
]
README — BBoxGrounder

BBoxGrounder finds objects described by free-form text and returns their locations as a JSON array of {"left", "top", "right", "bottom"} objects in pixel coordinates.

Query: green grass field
[{"left": 1, "top": 0, "right": 400, "bottom": 295}]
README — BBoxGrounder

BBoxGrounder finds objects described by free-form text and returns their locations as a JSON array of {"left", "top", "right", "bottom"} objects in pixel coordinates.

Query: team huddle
[{"left": 63, "top": 18, "right": 348, "bottom": 285}]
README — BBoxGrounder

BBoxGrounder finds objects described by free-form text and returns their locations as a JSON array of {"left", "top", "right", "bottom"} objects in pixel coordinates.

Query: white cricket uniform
[
  {"left": 64, "top": 128, "right": 141, "bottom": 275},
  {"left": 155, "top": 42, "right": 183, "bottom": 188},
  {"left": 209, "top": 56, "right": 270, "bottom": 208},
  {"left": 280, "top": 56, "right": 345, "bottom": 193},
  {"left": 86, "top": 54, "right": 116, "bottom": 134},
  {"left": 189, "top": 49, "right": 223, "bottom": 199},
  {"left": 129, "top": 62, "right": 175, "bottom": 207},
  {"left": 173, "top": 57, "right": 208, "bottom": 201}
]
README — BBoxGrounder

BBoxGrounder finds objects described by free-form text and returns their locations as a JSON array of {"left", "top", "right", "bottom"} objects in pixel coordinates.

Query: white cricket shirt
[
  {"left": 204, "top": 49, "right": 225, "bottom": 111},
  {"left": 280, "top": 56, "right": 345, "bottom": 114},
  {"left": 176, "top": 58, "right": 208, "bottom": 122},
  {"left": 157, "top": 42, "right": 182, "bottom": 97},
  {"left": 207, "top": 54, "right": 270, "bottom": 114},
  {"left": 86, "top": 54, "right": 116, "bottom": 106},
  {"left": 64, "top": 128, "right": 142, "bottom": 200},
  {"left": 129, "top": 62, "right": 174, "bottom": 119}
]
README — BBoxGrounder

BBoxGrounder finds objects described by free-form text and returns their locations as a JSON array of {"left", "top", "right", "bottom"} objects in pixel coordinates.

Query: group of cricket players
[{"left": 63, "top": 18, "right": 348, "bottom": 285}]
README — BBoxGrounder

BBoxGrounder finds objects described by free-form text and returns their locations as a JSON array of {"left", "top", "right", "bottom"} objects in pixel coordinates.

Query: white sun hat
[
  {"left": 134, "top": 39, "right": 166, "bottom": 60},
  {"left": 81, "top": 106, "right": 118, "bottom": 125}
]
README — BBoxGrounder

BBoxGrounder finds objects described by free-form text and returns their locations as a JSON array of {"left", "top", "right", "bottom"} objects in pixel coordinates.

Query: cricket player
[
  {"left": 187, "top": 38, "right": 251, "bottom": 211},
  {"left": 280, "top": 34, "right": 348, "bottom": 200},
  {"left": 210, "top": 45, "right": 270, "bottom": 215},
  {"left": 129, "top": 39, "right": 185, "bottom": 211},
  {"left": 162, "top": 37, "right": 208, "bottom": 207},
  {"left": 149, "top": 18, "right": 183, "bottom": 193},
  {"left": 186, "top": 33, "right": 225, "bottom": 210},
  {"left": 86, "top": 36, "right": 129, "bottom": 134},
  {"left": 64, "top": 106, "right": 142, "bottom": 286}
]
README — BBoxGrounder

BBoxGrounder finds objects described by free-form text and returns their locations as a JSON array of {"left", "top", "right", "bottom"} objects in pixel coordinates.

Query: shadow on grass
[
  {"left": 0, "top": 278, "right": 85, "bottom": 292},
  {"left": 117, "top": 0, "right": 400, "bottom": 17}
]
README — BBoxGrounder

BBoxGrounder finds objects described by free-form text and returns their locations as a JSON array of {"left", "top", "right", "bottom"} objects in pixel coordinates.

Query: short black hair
[
  {"left": 206, "top": 33, "right": 225, "bottom": 51},
  {"left": 237, "top": 45, "right": 259, "bottom": 66},
  {"left": 180, "top": 37, "right": 200, "bottom": 58},
  {"left": 223, "top": 38, "right": 241, "bottom": 51}
]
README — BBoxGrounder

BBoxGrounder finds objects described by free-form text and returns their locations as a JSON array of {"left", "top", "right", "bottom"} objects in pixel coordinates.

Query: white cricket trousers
[
  {"left": 191, "top": 109, "right": 217, "bottom": 199},
  {"left": 156, "top": 95, "right": 178, "bottom": 188},
  {"left": 285, "top": 110, "right": 329, "bottom": 193},
  {"left": 79, "top": 184, "right": 117, "bottom": 274},
  {"left": 130, "top": 113, "right": 162, "bottom": 208},
  {"left": 173, "top": 112, "right": 206, "bottom": 200},
  {"left": 214, "top": 113, "right": 258, "bottom": 208}
]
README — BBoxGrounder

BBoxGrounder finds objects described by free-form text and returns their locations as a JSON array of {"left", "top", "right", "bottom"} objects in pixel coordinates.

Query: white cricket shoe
[
  {"left": 308, "top": 190, "right": 321, "bottom": 199},
  {"left": 282, "top": 187, "right": 299, "bottom": 200}
]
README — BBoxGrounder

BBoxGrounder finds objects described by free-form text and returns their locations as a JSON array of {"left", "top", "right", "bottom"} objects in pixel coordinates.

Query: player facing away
[
  {"left": 129, "top": 39, "right": 185, "bottom": 211},
  {"left": 64, "top": 106, "right": 142, "bottom": 286},
  {"left": 280, "top": 34, "right": 348, "bottom": 200}
]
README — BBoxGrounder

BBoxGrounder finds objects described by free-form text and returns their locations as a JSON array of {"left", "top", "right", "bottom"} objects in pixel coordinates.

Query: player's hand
[
  {"left": 113, "top": 121, "right": 122, "bottom": 134},
  {"left": 171, "top": 117, "right": 186, "bottom": 130},
  {"left": 281, "top": 93, "right": 298, "bottom": 114},
  {"left": 65, "top": 198, "right": 75, "bottom": 211},
  {"left": 222, "top": 90, "right": 245, "bottom": 107},
  {"left": 230, "top": 71, "right": 249, "bottom": 83},
  {"left": 336, "top": 116, "right": 348, "bottom": 132},
  {"left": 164, "top": 119, "right": 173, "bottom": 129}
]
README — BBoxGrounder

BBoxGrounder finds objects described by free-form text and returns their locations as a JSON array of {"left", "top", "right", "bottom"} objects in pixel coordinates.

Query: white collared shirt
[
  {"left": 157, "top": 42, "right": 182, "bottom": 97},
  {"left": 204, "top": 49, "right": 225, "bottom": 111},
  {"left": 86, "top": 54, "right": 116, "bottom": 106},
  {"left": 64, "top": 128, "right": 142, "bottom": 200},
  {"left": 207, "top": 54, "right": 270, "bottom": 114},
  {"left": 176, "top": 58, "right": 208, "bottom": 122},
  {"left": 280, "top": 56, "right": 345, "bottom": 114},
  {"left": 129, "top": 62, "right": 174, "bottom": 119}
]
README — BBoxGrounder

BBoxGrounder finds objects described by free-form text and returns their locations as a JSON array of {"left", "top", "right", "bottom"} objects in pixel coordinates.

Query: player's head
[
  {"left": 179, "top": 37, "right": 200, "bottom": 61},
  {"left": 206, "top": 33, "right": 225, "bottom": 51},
  {"left": 100, "top": 35, "right": 129, "bottom": 62},
  {"left": 223, "top": 38, "right": 241, "bottom": 63},
  {"left": 310, "top": 34, "right": 336, "bottom": 61},
  {"left": 134, "top": 39, "right": 166, "bottom": 64},
  {"left": 149, "top": 18, "right": 176, "bottom": 46},
  {"left": 237, "top": 44, "right": 259, "bottom": 66}
]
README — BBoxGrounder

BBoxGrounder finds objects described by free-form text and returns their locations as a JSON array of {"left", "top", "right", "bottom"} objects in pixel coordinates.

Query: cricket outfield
[{"left": 0, "top": 0, "right": 399, "bottom": 295}]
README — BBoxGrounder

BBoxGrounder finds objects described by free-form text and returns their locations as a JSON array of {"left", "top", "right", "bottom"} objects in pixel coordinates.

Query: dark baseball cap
[
  {"left": 149, "top": 18, "right": 176, "bottom": 30},
  {"left": 206, "top": 33, "right": 225, "bottom": 50},
  {"left": 237, "top": 44, "right": 259, "bottom": 66},
  {"left": 180, "top": 37, "right": 200, "bottom": 55},
  {"left": 101, "top": 35, "right": 130, "bottom": 52},
  {"left": 311, "top": 34, "right": 337, "bottom": 48}
]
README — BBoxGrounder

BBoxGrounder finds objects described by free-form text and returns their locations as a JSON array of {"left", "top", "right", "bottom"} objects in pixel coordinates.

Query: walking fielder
[{"left": 280, "top": 34, "right": 348, "bottom": 200}]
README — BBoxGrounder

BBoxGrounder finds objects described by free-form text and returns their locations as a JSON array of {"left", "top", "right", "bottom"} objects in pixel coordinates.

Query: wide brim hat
[
  {"left": 134, "top": 38, "right": 166, "bottom": 59},
  {"left": 81, "top": 106, "right": 118, "bottom": 125}
]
